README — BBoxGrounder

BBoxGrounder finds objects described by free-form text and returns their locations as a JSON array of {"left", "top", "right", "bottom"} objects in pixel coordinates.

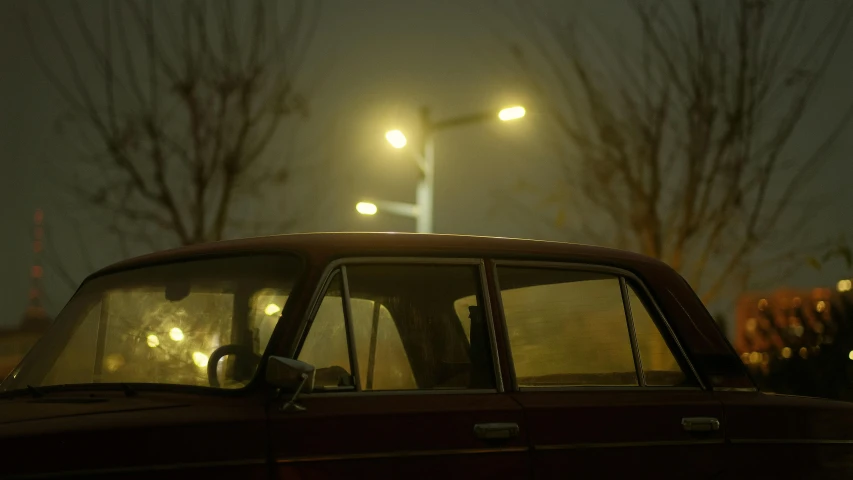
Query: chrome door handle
[
  {"left": 474, "top": 422, "right": 520, "bottom": 440},
  {"left": 682, "top": 417, "right": 721, "bottom": 432}
]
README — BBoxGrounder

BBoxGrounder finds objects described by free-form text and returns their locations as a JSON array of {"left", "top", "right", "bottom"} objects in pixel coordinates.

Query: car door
[
  {"left": 267, "top": 258, "right": 530, "bottom": 479},
  {"left": 491, "top": 261, "right": 727, "bottom": 479},
  {"left": 718, "top": 391, "right": 853, "bottom": 479}
]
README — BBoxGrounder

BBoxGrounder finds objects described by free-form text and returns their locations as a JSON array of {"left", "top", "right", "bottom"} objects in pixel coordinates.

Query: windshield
[{"left": 1, "top": 254, "right": 302, "bottom": 392}]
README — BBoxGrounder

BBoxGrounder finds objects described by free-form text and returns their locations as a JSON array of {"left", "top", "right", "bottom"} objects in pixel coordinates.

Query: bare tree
[
  {"left": 497, "top": 0, "right": 853, "bottom": 303},
  {"left": 26, "top": 0, "right": 322, "bottom": 253}
]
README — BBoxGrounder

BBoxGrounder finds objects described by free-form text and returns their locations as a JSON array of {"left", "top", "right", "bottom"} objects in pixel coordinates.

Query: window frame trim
[
  {"left": 491, "top": 260, "right": 705, "bottom": 392},
  {"left": 292, "top": 257, "right": 505, "bottom": 395},
  {"left": 620, "top": 277, "right": 646, "bottom": 386}
]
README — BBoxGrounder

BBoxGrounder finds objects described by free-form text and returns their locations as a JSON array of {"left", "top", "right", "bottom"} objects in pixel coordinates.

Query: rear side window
[
  {"left": 497, "top": 266, "right": 694, "bottom": 388},
  {"left": 627, "top": 284, "right": 687, "bottom": 386},
  {"left": 498, "top": 268, "right": 637, "bottom": 387}
]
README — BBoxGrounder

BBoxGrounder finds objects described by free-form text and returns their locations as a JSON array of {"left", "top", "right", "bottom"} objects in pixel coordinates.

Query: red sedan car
[{"left": 1, "top": 233, "right": 852, "bottom": 479}]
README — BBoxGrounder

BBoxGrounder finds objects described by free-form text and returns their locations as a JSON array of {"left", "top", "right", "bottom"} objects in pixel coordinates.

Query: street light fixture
[
  {"left": 356, "top": 202, "right": 378, "bottom": 215},
  {"left": 498, "top": 106, "right": 526, "bottom": 121},
  {"left": 385, "top": 130, "right": 407, "bottom": 149},
  {"left": 357, "top": 104, "right": 525, "bottom": 233}
]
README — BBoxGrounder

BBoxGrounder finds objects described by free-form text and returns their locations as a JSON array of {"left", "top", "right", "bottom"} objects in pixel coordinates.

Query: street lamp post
[
  {"left": 358, "top": 105, "right": 525, "bottom": 233},
  {"left": 416, "top": 107, "right": 435, "bottom": 234}
]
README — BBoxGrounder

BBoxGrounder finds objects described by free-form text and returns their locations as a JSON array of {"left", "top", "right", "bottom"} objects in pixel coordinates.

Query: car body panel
[
  {"left": 513, "top": 389, "right": 726, "bottom": 479},
  {"left": 4, "top": 233, "right": 848, "bottom": 478},
  {"left": 717, "top": 391, "right": 853, "bottom": 479},
  {"left": 269, "top": 392, "right": 529, "bottom": 478},
  {"left": 0, "top": 391, "right": 268, "bottom": 479}
]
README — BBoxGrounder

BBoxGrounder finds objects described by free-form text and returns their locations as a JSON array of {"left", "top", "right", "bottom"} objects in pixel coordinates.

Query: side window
[
  {"left": 297, "top": 273, "right": 354, "bottom": 389},
  {"left": 498, "top": 267, "right": 638, "bottom": 387},
  {"left": 627, "top": 284, "right": 691, "bottom": 386},
  {"left": 349, "top": 300, "right": 416, "bottom": 390},
  {"left": 297, "top": 263, "right": 495, "bottom": 392},
  {"left": 453, "top": 294, "right": 478, "bottom": 342},
  {"left": 345, "top": 264, "right": 494, "bottom": 391},
  {"left": 296, "top": 272, "right": 415, "bottom": 390}
]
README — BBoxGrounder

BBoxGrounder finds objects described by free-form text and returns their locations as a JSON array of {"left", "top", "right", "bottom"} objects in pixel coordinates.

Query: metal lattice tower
[{"left": 21, "top": 209, "right": 50, "bottom": 331}]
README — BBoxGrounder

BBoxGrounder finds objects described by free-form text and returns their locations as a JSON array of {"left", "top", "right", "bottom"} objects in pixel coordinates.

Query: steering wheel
[{"left": 207, "top": 344, "right": 261, "bottom": 388}]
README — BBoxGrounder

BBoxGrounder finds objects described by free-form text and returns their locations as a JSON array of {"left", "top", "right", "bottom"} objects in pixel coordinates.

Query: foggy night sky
[{"left": 1, "top": 0, "right": 852, "bottom": 338}]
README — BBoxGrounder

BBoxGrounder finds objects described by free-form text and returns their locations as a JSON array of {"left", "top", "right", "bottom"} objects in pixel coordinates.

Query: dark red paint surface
[{"left": 1, "top": 233, "right": 851, "bottom": 478}]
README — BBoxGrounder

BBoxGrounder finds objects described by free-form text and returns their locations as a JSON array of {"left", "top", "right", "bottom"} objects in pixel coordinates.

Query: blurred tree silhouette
[
  {"left": 499, "top": 0, "right": 853, "bottom": 303},
  {"left": 26, "top": 0, "right": 322, "bottom": 254}
]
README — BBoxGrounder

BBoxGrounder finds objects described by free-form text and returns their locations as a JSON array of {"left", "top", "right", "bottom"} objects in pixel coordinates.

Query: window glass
[
  {"left": 346, "top": 264, "right": 494, "bottom": 391},
  {"left": 43, "top": 301, "right": 101, "bottom": 385},
  {"left": 350, "top": 300, "right": 416, "bottom": 390},
  {"left": 297, "top": 273, "right": 354, "bottom": 389},
  {"left": 453, "top": 295, "right": 478, "bottom": 342},
  {"left": 97, "top": 289, "right": 235, "bottom": 386},
  {"left": 498, "top": 267, "right": 638, "bottom": 387},
  {"left": 627, "top": 284, "right": 691, "bottom": 386},
  {"left": 251, "top": 289, "right": 290, "bottom": 355},
  {"left": 8, "top": 255, "right": 302, "bottom": 391}
]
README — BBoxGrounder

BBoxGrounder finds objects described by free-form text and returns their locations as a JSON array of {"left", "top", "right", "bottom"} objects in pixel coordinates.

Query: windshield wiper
[
  {"left": 1, "top": 383, "right": 133, "bottom": 399},
  {"left": 26, "top": 385, "right": 44, "bottom": 398},
  {"left": 0, "top": 385, "right": 46, "bottom": 399}
]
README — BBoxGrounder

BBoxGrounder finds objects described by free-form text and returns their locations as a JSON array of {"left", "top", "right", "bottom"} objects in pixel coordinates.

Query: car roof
[{"left": 89, "top": 232, "right": 669, "bottom": 280}]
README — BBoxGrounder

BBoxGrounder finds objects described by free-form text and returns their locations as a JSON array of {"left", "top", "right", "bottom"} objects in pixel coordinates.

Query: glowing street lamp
[
  {"left": 498, "top": 106, "right": 526, "bottom": 121},
  {"left": 356, "top": 202, "right": 378, "bottom": 215},
  {"left": 360, "top": 104, "right": 526, "bottom": 233},
  {"left": 385, "top": 130, "right": 407, "bottom": 149}
]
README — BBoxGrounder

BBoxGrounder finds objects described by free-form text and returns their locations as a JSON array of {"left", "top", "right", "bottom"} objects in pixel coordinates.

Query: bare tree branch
[
  {"left": 498, "top": 0, "right": 853, "bottom": 303},
  {"left": 28, "top": 0, "right": 325, "bottom": 258}
]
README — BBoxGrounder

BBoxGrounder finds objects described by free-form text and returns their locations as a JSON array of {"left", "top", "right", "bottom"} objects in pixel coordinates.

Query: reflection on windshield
[{"left": 2, "top": 255, "right": 301, "bottom": 392}]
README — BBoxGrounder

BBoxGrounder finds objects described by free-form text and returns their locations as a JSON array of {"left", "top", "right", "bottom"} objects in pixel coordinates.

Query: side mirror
[{"left": 266, "top": 356, "right": 315, "bottom": 412}]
